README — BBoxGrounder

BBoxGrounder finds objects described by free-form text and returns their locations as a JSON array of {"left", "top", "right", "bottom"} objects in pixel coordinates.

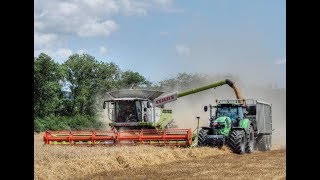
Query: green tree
[
  {"left": 120, "top": 70, "right": 151, "bottom": 88},
  {"left": 34, "top": 53, "right": 64, "bottom": 118},
  {"left": 63, "top": 54, "right": 121, "bottom": 115},
  {"left": 157, "top": 72, "right": 205, "bottom": 91},
  {"left": 34, "top": 52, "right": 156, "bottom": 132}
]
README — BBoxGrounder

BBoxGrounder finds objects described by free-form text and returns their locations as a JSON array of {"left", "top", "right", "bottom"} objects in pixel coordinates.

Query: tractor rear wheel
[
  {"left": 256, "top": 134, "right": 272, "bottom": 151},
  {"left": 197, "top": 128, "right": 209, "bottom": 146},
  {"left": 245, "top": 125, "right": 254, "bottom": 153},
  {"left": 229, "top": 129, "right": 247, "bottom": 154}
]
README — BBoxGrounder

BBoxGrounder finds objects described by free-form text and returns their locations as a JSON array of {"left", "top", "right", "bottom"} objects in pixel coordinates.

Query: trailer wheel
[
  {"left": 256, "top": 134, "right": 272, "bottom": 151},
  {"left": 229, "top": 129, "right": 247, "bottom": 154},
  {"left": 246, "top": 125, "right": 254, "bottom": 153},
  {"left": 197, "top": 128, "right": 209, "bottom": 146},
  {"left": 267, "top": 134, "right": 272, "bottom": 150}
]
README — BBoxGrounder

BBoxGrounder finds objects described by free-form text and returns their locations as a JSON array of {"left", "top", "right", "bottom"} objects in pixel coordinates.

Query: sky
[{"left": 34, "top": 0, "right": 286, "bottom": 88}]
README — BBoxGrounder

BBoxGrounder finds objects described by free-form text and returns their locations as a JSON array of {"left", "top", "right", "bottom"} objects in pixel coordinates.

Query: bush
[{"left": 34, "top": 115, "right": 104, "bottom": 133}]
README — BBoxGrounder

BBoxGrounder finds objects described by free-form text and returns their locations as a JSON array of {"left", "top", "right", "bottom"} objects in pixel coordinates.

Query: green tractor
[{"left": 198, "top": 99, "right": 272, "bottom": 154}]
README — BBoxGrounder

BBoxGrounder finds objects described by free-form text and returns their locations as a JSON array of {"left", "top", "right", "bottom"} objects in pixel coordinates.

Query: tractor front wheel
[
  {"left": 197, "top": 128, "right": 209, "bottom": 146},
  {"left": 229, "top": 129, "right": 247, "bottom": 154}
]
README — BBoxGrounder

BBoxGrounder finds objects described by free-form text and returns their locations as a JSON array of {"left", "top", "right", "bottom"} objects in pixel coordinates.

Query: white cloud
[
  {"left": 34, "top": 0, "right": 182, "bottom": 49},
  {"left": 34, "top": 48, "right": 74, "bottom": 63},
  {"left": 160, "top": 31, "right": 169, "bottom": 36},
  {"left": 77, "top": 20, "right": 118, "bottom": 37},
  {"left": 154, "top": 0, "right": 173, "bottom": 6},
  {"left": 153, "top": 0, "right": 183, "bottom": 13},
  {"left": 34, "top": 1, "right": 119, "bottom": 38},
  {"left": 34, "top": 33, "right": 58, "bottom": 49},
  {"left": 275, "top": 58, "right": 286, "bottom": 65},
  {"left": 56, "top": 2, "right": 80, "bottom": 16},
  {"left": 83, "top": 0, "right": 119, "bottom": 12},
  {"left": 176, "top": 45, "right": 190, "bottom": 56},
  {"left": 34, "top": 21, "right": 45, "bottom": 31},
  {"left": 55, "top": 48, "right": 73, "bottom": 60},
  {"left": 34, "top": 0, "right": 139, "bottom": 48},
  {"left": 119, "top": 0, "right": 149, "bottom": 16},
  {"left": 77, "top": 49, "right": 87, "bottom": 54},
  {"left": 99, "top": 46, "right": 108, "bottom": 55}
]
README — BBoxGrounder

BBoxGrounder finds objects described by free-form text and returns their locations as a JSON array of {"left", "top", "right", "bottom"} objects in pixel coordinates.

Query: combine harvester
[{"left": 43, "top": 79, "right": 272, "bottom": 152}]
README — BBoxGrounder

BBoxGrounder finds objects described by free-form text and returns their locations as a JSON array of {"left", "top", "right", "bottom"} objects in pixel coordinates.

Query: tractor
[{"left": 197, "top": 90, "right": 272, "bottom": 154}]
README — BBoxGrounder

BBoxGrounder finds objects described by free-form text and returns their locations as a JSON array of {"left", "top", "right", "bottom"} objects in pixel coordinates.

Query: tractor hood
[
  {"left": 215, "top": 116, "right": 229, "bottom": 123},
  {"left": 211, "top": 117, "right": 228, "bottom": 128},
  {"left": 210, "top": 116, "right": 232, "bottom": 137}
]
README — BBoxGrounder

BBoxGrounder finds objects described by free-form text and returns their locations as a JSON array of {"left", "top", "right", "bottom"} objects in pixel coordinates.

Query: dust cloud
[{"left": 96, "top": 94, "right": 113, "bottom": 130}]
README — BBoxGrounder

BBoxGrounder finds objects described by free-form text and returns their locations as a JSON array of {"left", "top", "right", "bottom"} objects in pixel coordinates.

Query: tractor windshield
[{"left": 216, "top": 106, "right": 243, "bottom": 121}]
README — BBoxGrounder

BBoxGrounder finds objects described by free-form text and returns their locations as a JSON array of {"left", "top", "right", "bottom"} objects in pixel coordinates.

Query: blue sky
[{"left": 34, "top": 0, "right": 286, "bottom": 88}]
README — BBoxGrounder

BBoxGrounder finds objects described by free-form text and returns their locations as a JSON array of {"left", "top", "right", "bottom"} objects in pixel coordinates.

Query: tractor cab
[
  {"left": 215, "top": 105, "right": 244, "bottom": 122},
  {"left": 204, "top": 100, "right": 246, "bottom": 126}
]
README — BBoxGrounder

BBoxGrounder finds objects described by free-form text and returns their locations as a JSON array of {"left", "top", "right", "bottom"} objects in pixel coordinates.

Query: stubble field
[{"left": 34, "top": 133, "right": 285, "bottom": 180}]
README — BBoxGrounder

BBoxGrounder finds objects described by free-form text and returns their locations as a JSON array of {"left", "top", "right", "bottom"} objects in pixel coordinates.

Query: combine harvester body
[
  {"left": 44, "top": 79, "right": 265, "bottom": 148},
  {"left": 103, "top": 80, "right": 229, "bottom": 131}
]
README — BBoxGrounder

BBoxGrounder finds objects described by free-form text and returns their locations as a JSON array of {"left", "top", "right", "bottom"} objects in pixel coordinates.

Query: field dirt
[{"left": 34, "top": 133, "right": 286, "bottom": 180}]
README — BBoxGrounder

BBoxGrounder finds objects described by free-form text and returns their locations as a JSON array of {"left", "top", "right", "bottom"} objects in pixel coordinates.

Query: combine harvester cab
[{"left": 103, "top": 89, "right": 177, "bottom": 130}]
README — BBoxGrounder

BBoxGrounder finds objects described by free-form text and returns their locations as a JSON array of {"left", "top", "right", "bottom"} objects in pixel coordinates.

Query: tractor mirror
[
  {"left": 147, "top": 102, "right": 151, "bottom": 108},
  {"left": 103, "top": 101, "right": 107, "bottom": 109},
  {"left": 204, "top": 106, "right": 208, "bottom": 112}
]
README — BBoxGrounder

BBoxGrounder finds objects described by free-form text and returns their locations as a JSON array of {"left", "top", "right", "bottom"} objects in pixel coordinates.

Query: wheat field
[{"left": 34, "top": 133, "right": 286, "bottom": 180}]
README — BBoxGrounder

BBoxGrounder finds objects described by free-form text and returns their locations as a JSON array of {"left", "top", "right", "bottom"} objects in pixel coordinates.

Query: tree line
[
  {"left": 34, "top": 53, "right": 153, "bottom": 132},
  {"left": 34, "top": 52, "right": 206, "bottom": 132}
]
